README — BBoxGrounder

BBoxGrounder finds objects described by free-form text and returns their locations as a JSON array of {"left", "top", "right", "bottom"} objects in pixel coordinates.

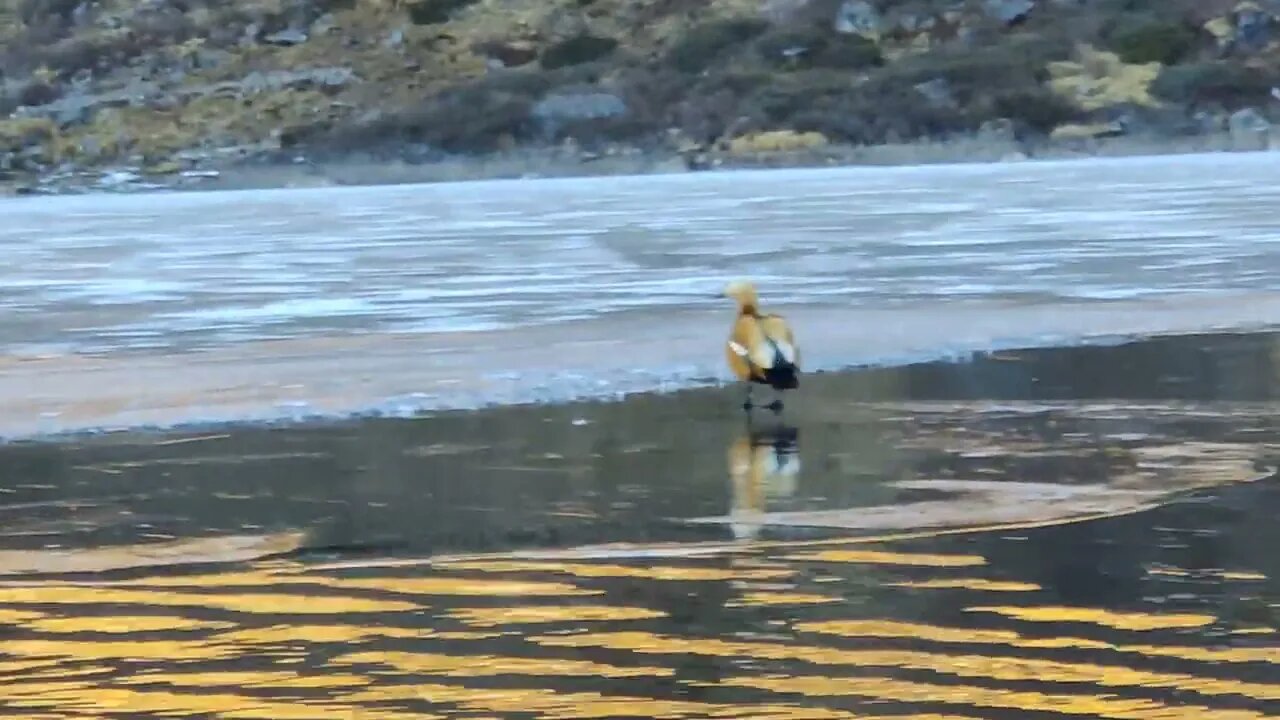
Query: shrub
[
  {"left": 816, "top": 34, "right": 883, "bottom": 69},
  {"left": 1152, "top": 61, "right": 1278, "bottom": 107},
  {"left": 316, "top": 70, "right": 561, "bottom": 154},
  {"left": 18, "top": 0, "right": 80, "bottom": 27},
  {"left": 539, "top": 34, "right": 618, "bottom": 70},
  {"left": 406, "top": 0, "right": 479, "bottom": 25},
  {"left": 1106, "top": 18, "right": 1197, "bottom": 65},
  {"left": 754, "top": 25, "right": 882, "bottom": 70},
  {"left": 17, "top": 80, "right": 60, "bottom": 107},
  {"left": 666, "top": 17, "right": 769, "bottom": 73},
  {"left": 989, "top": 88, "right": 1080, "bottom": 133},
  {"left": 0, "top": 117, "right": 57, "bottom": 149}
]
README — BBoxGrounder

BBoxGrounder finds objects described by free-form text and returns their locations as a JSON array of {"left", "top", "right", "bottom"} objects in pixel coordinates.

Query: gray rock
[
  {"left": 532, "top": 91, "right": 627, "bottom": 124},
  {"left": 191, "top": 49, "right": 232, "bottom": 71},
  {"left": 476, "top": 41, "right": 538, "bottom": 68},
  {"left": 897, "top": 13, "right": 936, "bottom": 33},
  {"left": 1235, "top": 9, "right": 1272, "bottom": 53},
  {"left": 913, "top": 78, "right": 955, "bottom": 107},
  {"left": 760, "top": 0, "right": 810, "bottom": 23},
  {"left": 978, "top": 118, "right": 1017, "bottom": 143},
  {"left": 1230, "top": 107, "right": 1270, "bottom": 133},
  {"left": 1229, "top": 107, "right": 1271, "bottom": 146},
  {"left": 0, "top": 79, "right": 25, "bottom": 109},
  {"left": 17, "top": 81, "right": 160, "bottom": 126},
  {"left": 400, "top": 143, "right": 440, "bottom": 164},
  {"left": 984, "top": 0, "right": 1035, "bottom": 25},
  {"left": 834, "top": 0, "right": 882, "bottom": 36},
  {"left": 77, "top": 137, "right": 102, "bottom": 159},
  {"left": 230, "top": 67, "right": 356, "bottom": 96},
  {"left": 98, "top": 169, "right": 142, "bottom": 187},
  {"left": 263, "top": 28, "right": 309, "bottom": 46},
  {"left": 71, "top": 1, "right": 93, "bottom": 28},
  {"left": 1192, "top": 110, "right": 1226, "bottom": 134},
  {"left": 95, "top": 11, "right": 124, "bottom": 30}
]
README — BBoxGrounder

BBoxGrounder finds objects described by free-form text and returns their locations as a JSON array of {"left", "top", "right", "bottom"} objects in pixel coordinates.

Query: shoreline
[
  {"left": 2, "top": 131, "right": 1271, "bottom": 198},
  {"left": 0, "top": 327, "right": 1273, "bottom": 572},
  {"left": 3, "top": 292, "right": 1280, "bottom": 443}
]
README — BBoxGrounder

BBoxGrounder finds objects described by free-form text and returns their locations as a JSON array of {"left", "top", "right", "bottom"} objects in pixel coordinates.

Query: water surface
[{"left": 0, "top": 332, "right": 1275, "bottom": 718}]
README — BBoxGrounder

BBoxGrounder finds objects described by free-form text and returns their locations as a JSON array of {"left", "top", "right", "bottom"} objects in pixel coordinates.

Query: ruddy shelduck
[{"left": 719, "top": 280, "right": 799, "bottom": 411}]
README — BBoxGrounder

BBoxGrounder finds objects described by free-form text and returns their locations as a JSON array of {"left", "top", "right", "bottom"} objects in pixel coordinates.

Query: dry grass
[
  {"left": 2, "top": 0, "right": 1279, "bottom": 184},
  {"left": 1047, "top": 44, "right": 1162, "bottom": 112},
  {"left": 727, "top": 130, "right": 829, "bottom": 154}
]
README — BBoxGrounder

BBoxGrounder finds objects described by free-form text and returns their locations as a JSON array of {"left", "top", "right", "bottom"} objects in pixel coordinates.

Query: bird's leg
[
  {"left": 765, "top": 387, "right": 784, "bottom": 413},
  {"left": 742, "top": 384, "right": 754, "bottom": 411}
]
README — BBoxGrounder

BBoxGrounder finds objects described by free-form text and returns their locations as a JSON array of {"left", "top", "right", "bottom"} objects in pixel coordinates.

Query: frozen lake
[{"left": 2, "top": 152, "right": 1280, "bottom": 436}]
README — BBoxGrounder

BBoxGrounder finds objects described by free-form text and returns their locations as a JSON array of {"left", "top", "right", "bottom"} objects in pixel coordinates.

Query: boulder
[
  {"left": 914, "top": 78, "right": 955, "bottom": 108},
  {"left": 532, "top": 91, "right": 627, "bottom": 136},
  {"left": 834, "top": 1, "right": 883, "bottom": 39},
  {"left": 263, "top": 28, "right": 309, "bottom": 46},
  {"left": 978, "top": 118, "right": 1018, "bottom": 143},
  {"left": 533, "top": 92, "right": 627, "bottom": 121},
  {"left": 1228, "top": 106, "right": 1271, "bottom": 149},
  {"left": 230, "top": 68, "right": 356, "bottom": 97},
  {"left": 984, "top": 0, "right": 1035, "bottom": 26},
  {"left": 474, "top": 39, "right": 538, "bottom": 68},
  {"left": 1234, "top": 6, "right": 1272, "bottom": 52},
  {"left": 760, "top": 0, "right": 811, "bottom": 23}
]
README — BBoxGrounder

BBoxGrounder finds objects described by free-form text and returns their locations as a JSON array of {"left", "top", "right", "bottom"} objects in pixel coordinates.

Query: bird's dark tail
[{"left": 763, "top": 345, "right": 799, "bottom": 390}]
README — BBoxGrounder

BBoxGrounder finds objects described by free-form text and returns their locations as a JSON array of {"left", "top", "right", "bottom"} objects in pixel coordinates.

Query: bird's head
[{"left": 719, "top": 280, "right": 759, "bottom": 311}]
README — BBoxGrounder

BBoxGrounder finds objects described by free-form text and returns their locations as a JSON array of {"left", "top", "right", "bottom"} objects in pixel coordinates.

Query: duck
[{"left": 719, "top": 280, "right": 800, "bottom": 411}]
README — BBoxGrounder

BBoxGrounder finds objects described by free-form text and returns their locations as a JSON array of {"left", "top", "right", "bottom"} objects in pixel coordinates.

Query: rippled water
[
  {"left": 4, "top": 153, "right": 1280, "bottom": 355},
  {"left": 0, "top": 332, "right": 1276, "bottom": 718}
]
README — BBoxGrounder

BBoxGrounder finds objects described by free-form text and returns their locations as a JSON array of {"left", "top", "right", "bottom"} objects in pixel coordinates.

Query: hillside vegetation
[{"left": 2, "top": 0, "right": 1279, "bottom": 189}]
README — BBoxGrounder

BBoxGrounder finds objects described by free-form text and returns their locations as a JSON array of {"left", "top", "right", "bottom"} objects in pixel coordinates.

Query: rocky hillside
[{"left": 3, "top": 0, "right": 1280, "bottom": 192}]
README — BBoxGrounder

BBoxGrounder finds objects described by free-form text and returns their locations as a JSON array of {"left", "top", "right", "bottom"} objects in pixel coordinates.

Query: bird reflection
[{"left": 727, "top": 418, "right": 800, "bottom": 540}]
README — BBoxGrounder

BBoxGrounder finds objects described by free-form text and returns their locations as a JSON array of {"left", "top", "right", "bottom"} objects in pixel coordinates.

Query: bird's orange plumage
[{"left": 721, "top": 281, "right": 800, "bottom": 395}]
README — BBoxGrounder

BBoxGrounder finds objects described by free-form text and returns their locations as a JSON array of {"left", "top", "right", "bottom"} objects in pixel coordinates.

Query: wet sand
[{"left": 0, "top": 331, "right": 1276, "bottom": 718}]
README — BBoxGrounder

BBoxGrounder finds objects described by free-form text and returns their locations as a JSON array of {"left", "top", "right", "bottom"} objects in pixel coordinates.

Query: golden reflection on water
[
  {"left": 888, "top": 578, "right": 1041, "bottom": 592},
  {"left": 446, "top": 605, "right": 668, "bottom": 627},
  {"left": 707, "top": 674, "right": 1279, "bottom": 720},
  {"left": 797, "top": 618, "right": 1280, "bottom": 665},
  {"left": 1147, "top": 567, "right": 1269, "bottom": 582},
  {"left": 0, "top": 527, "right": 1272, "bottom": 720},
  {"left": 337, "top": 682, "right": 863, "bottom": 719},
  {"left": 727, "top": 591, "right": 842, "bottom": 607},
  {"left": 26, "top": 616, "right": 236, "bottom": 634},
  {"left": 0, "top": 406, "right": 1275, "bottom": 719},
  {"left": 331, "top": 651, "right": 673, "bottom": 678},
  {"left": 965, "top": 605, "right": 1217, "bottom": 631},
  {"left": 784, "top": 549, "right": 990, "bottom": 567},
  {"left": 536, "top": 630, "right": 1280, "bottom": 700},
  {"left": 433, "top": 559, "right": 793, "bottom": 582},
  {"left": 0, "top": 586, "right": 422, "bottom": 614}
]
